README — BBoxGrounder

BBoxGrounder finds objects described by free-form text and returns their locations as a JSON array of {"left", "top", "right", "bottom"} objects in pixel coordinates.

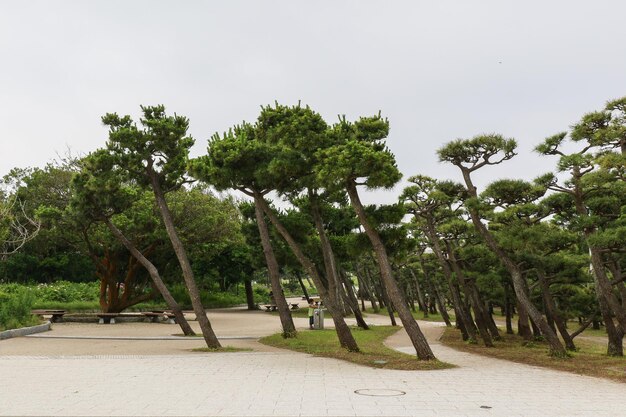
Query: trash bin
[{"left": 313, "top": 307, "right": 324, "bottom": 330}]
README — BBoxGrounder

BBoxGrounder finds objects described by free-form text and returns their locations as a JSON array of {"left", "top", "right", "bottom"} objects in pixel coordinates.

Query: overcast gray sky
[{"left": 1, "top": 1, "right": 625, "bottom": 204}]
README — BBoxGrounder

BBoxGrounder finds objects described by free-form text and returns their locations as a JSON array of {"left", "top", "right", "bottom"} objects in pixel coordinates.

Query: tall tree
[
  {"left": 438, "top": 135, "right": 567, "bottom": 356},
  {"left": 101, "top": 105, "right": 220, "bottom": 348},
  {"left": 255, "top": 103, "right": 360, "bottom": 350},
  {"left": 317, "top": 114, "right": 435, "bottom": 360},
  {"left": 190, "top": 123, "right": 297, "bottom": 337},
  {"left": 536, "top": 98, "right": 626, "bottom": 355},
  {"left": 401, "top": 175, "right": 483, "bottom": 344}
]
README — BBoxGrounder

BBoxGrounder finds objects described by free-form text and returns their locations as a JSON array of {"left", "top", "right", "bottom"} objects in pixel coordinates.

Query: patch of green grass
[
  {"left": 259, "top": 325, "right": 454, "bottom": 371},
  {"left": 191, "top": 346, "right": 253, "bottom": 353},
  {"left": 363, "top": 307, "right": 455, "bottom": 323},
  {"left": 578, "top": 326, "right": 610, "bottom": 338},
  {"left": 440, "top": 327, "right": 626, "bottom": 383}
]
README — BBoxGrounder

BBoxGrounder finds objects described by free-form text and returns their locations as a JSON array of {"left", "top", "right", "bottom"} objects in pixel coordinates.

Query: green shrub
[
  {"left": 253, "top": 285, "right": 270, "bottom": 303},
  {"left": 0, "top": 281, "right": 100, "bottom": 312},
  {"left": 0, "top": 288, "right": 39, "bottom": 331},
  {"left": 167, "top": 283, "right": 247, "bottom": 309},
  {"left": 201, "top": 291, "right": 246, "bottom": 308},
  {"left": 33, "top": 281, "right": 99, "bottom": 302}
]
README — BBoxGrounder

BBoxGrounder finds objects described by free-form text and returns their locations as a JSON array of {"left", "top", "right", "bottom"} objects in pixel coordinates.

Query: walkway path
[{"left": 0, "top": 307, "right": 624, "bottom": 416}]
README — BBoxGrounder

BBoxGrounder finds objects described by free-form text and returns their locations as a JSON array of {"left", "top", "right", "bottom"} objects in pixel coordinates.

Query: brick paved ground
[{"left": 0, "top": 308, "right": 624, "bottom": 416}]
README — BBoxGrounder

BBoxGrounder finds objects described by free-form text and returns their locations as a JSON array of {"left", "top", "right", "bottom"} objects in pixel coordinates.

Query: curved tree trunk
[
  {"left": 296, "top": 271, "right": 310, "bottom": 301},
  {"left": 149, "top": 171, "right": 220, "bottom": 348},
  {"left": 504, "top": 285, "right": 514, "bottom": 335},
  {"left": 569, "top": 170, "right": 626, "bottom": 335},
  {"left": 537, "top": 270, "right": 576, "bottom": 351},
  {"left": 338, "top": 269, "right": 369, "bottom": 329},
  {"left": 460, "top": 169, "right": 566, "bottom": 356},
  {"left": 421, "top": 221, "right": 477, "bottom": 342},
  {"left": 445, "top": 241, "right": 494, "bottom": 347},
  {"left": 256, "top": 194, "right": 359, "bottom": 351},
  {"left": 104, "top": 219, "right": 195, "bottom": 336},
  {"left": 408, "top": 268, "right": 428, "bottom": 317},
  {"left": 355, "top": 262, "right": 379, "bottom": 312},
  {"left": 516, "top": 301, "right": 533, "bottom": 341},
  {"left": 347, "top": 182, "right": 435, "bottom": 360},
  {"left": 252, "top": 196, "right": 297, "bottom": 337},
  {"left": 418, "top": 263, "right": 452, "bottom": 327},
  {"left": 309, "top": 193, "right": 366, "bottom": 330}
]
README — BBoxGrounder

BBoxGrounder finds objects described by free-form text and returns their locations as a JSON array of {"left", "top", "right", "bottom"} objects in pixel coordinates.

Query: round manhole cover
[{"left": 354, "top": 389, "right": 406, "bottom": 397}]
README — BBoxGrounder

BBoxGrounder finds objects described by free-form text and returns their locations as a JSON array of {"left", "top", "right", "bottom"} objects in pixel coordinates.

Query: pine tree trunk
[
  {"left": 596, "top": 291, "right": 624, "bottom": 356},
  {"left": 104, "top": 219, "right": 195, "bottom": 336},
  {"left": 516, "top": 301, "right": 533, "bottom": 341},
  {"left": 257, "top": 194, "right": 359, "bottom": 351},
  {"left": 149, "top": 172, "right": 220, "bottom": 348},
  {"left": 252, "top": 197, "right": 297, "bottom": 337},
  {"left": 347, "top": 182, "right": 435, "bottom": 360},
  {"left": 429, "top": 280, "right": 452, "bottom": 327},
  {"left": 244, "top": 279, "right": 256, "bottom": 310},
  {"left": 296, "top": 272, "right": 310, "bottom": 301},
  {"left": 504, "top": 285, "right": 514, "bottom": 334},
  {"left": 537, "top": 270, "right": 576, "bottom": 350},
  {"left": 408, "top": 268, "right": 428, "bottom": 316},
  {"left": 446, "top": 242, "right": 493, "bottom": 347},
  {"left": 588, "top": 247, "right": 626, "bottom": 333},
  {"left": 382, "top": 287, "right": 398, "bottom": 326},
  {"left": 339, "top": 269, "right": 369, "bottom": 329},
  {"left": 460, "top": 168, "right": 566, "bottom": 356},
  {"left": 418, "top": 259, "right": 451, "bottom": 326},
  {"left": 355, "top": 263, "right": 378, "bottom": 312},
  {"left": 571, "top": 170, "right": 626, "bottom": 335},
  {"left": 530, "top": 316, "right": 542, "bottom": 339},
  {"left": 421, "top": 221, "right": 477, "bottom": 342}
]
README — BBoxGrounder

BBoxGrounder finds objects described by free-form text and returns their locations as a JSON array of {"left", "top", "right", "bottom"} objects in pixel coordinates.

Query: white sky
[{"left": 1, "top": 1, "right": 625, "bottom": 204}]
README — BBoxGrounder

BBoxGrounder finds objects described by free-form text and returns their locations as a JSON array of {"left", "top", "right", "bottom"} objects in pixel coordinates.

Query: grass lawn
[
  {"left": 259, "top": 325, "right": 454, "bottom": 371},
  {"left": 362, "top": 307, "right": 455, "bottom": 323},
  {"left": 440, "top": 327, "right": 626, "bottom": 383}
]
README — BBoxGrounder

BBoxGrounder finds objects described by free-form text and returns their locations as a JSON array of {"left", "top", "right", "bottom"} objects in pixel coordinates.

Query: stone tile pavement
[
  {"left": 0, "top": 311, "right": 624, "bottom": 416},
  {"left": 1, "top": 342, "right": 624, "bottom": 416}
]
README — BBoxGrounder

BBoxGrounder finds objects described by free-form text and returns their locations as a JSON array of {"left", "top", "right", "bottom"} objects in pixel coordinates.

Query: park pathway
[{"left": 0, "top": 307, "right": 624, "bottom": 416}]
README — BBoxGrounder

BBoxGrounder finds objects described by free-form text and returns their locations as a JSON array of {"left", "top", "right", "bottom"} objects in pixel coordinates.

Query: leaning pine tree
[
  {"left": 437, "top": 134, "right": 567, "bottom": 357},
  {"left": 100, "top": 105, "right": 221, "bottom": 348},
  {"left": 316, "top": 114, "right": 436, "bottom": 361},
  {"left": 190, "top": 123, "right": 297, "bottom": 338}
]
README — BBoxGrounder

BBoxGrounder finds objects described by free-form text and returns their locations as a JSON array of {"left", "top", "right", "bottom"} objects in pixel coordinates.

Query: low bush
[
  {"left": 253, "top": 285, "right": 270, "bottom": 303},
  {"left": 33, "top": 281, "right": 99, "bottom": 303},
  {"left": 166, "top": 283, "right": 248, "bottom": 309},
  {"left": 0, "top": 288, "right": 39, "bottom": 331}
]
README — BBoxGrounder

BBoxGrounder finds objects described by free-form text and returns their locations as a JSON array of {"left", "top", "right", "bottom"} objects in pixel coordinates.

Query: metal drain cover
[{"left": 354, "top": 389, "right": 406, "bottom": 397}]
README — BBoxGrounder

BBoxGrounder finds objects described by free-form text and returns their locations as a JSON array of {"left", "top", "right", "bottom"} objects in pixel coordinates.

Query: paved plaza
[{"left": 0, "top": 307, "right": 624, "bottom": 416}]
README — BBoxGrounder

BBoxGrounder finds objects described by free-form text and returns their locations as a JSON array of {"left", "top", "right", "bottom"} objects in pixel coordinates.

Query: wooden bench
[
  {"left": 31, "top": 309, "right": 66, "bottom": 323},
  {"left": 264, "top": 304, "right": 299, "bottom": 311},
  {"left": 96, "top": 312, "right": 145, "bottom": 324},
  {"left": 97, "top": 313, "right": 120, "bottom": 324},
  {"left": 142, "top": 311, "right": 176, "bottom": 324}
]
